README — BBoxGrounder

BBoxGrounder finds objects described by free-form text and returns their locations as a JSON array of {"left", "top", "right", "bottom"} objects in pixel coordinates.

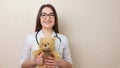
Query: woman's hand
[
  {"left": 34, "top": 53, "right": 44, "bottom": 66},
  {"left": 44, "top": 57, "right": 61, "bottom": 68}
]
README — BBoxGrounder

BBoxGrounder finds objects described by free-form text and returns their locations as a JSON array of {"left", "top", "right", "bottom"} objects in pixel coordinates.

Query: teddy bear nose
[{"left": 44, "top": 44, "right": 47, "bottom": 47}]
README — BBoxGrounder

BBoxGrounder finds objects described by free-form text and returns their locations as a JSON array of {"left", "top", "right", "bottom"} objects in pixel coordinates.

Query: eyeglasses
[{"left": 41, "top": 13, "right": 55, "bottom": 19}]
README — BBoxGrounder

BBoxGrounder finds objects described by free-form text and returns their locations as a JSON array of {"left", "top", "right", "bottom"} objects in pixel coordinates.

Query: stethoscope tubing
[{"left": 35, "top": 31, "right": 61, "bottom": 45}]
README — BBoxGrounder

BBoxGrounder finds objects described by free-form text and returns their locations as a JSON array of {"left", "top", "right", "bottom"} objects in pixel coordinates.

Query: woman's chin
[{"left": 43, "top": 26, "right": 53, "bottom": 29}]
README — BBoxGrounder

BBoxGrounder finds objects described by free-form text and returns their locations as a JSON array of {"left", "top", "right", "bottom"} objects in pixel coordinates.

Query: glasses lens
[
  {"left": 49, "top": 14, "right": 54, "bottom": 19},
  {"left": 41, "top": 14, "right": 47, "bottom": 19}
]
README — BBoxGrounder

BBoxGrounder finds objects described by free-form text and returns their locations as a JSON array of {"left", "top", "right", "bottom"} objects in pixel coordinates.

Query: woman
[{"left": 20, "top": 4, "right": 72, "bottom": 68}]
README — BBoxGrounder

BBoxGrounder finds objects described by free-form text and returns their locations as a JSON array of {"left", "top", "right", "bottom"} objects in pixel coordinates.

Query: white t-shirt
[{"left": 20, "top": 30, "right": 72, "bottom": 68}]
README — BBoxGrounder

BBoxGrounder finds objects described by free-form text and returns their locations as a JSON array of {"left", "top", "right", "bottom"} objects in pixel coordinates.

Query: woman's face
[{"left": 40, "top": 7, "right": 55, "bottom": 29}]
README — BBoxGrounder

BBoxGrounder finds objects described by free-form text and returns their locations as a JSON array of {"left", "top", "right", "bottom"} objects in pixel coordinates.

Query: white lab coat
[{"left": 20, "top": 30, "right": 72, "bottom": 68}]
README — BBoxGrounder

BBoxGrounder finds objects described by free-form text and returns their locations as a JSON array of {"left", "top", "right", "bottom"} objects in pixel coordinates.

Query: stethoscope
[{"left": 35, "top": 31, "right": 61, "bottom": 45}]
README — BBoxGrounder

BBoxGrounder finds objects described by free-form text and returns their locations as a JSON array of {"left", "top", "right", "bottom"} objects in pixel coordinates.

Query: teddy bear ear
[
  {"left": 51, "top": 37, "right": 55, "bottom": 40},
  {"left": 52, "top": 38, "right": 55, "bottom": 41}
]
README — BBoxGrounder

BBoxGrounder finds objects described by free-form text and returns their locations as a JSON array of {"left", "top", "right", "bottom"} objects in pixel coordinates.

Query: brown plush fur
[{"left": 32, "top": 37, "right": 61, "bottom": 68}]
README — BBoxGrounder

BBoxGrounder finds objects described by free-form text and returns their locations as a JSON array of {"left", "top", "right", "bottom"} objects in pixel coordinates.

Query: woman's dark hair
[{"left": 35, "top": 4, "right": 59, "bottom": 33}]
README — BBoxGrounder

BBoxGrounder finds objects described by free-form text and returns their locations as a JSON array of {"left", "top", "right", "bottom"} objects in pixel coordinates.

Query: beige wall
[{"left": 0, "top": 0, "right": 120, "bottom": 68}]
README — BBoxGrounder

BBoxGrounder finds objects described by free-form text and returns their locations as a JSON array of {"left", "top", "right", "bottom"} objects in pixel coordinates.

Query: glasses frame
[{"left": 41, "top": 13, "right": 55, "bottom": 19}]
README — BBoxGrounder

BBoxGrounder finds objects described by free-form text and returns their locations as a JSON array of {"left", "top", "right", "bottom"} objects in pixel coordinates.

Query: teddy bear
[{"left": 32, "top": 37, "right": 61, "bottom": 68}]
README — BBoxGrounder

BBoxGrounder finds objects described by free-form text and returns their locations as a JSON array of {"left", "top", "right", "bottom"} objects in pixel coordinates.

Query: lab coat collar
[{"left": 38, "top": 30, "right": 56, "bottom": 38}]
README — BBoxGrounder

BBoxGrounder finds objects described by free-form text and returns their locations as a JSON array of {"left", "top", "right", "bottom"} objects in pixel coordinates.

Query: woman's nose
[{"left": 46, "top": 16, "right": 50, "bottom": 20}]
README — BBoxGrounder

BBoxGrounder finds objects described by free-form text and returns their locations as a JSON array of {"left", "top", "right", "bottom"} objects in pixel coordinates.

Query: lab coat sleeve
[
  {"left": 62, "top": 36, "right": 72, "bottom": 64},
  {"left": 19, "top": 36, "right": 32, "bottom": 67}
]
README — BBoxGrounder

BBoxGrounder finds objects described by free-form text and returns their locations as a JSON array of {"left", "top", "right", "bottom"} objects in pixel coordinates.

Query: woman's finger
[
  {"left": 45, "top": 59, "right": 54, "bottom": 63},
  {"left": 37, "top": 52, "right": 44, "bottom": 58},
  {"left": 47, "top": 56, "right": 54, "bottom": 60}
]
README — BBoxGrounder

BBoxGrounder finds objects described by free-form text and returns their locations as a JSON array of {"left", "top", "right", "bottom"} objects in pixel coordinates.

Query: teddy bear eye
[
  {"left": 42, "top": 43, "right": 44, "bottom": 45},
  {"left": 47, "top": 43, "right": 49, "bottom": 45}
]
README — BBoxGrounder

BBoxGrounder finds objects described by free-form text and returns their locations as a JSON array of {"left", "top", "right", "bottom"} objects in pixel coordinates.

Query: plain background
[{"left": 0, "top": 0, "right": 120, "bottom": 68}]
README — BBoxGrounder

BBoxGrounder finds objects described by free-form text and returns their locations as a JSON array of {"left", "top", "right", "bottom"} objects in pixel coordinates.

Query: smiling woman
[
  {"left": 40, "top": 7, "right": 55, "bottom": 32},
  {"left": 20, "top": 4, "right": 72, "bottom": 68}
]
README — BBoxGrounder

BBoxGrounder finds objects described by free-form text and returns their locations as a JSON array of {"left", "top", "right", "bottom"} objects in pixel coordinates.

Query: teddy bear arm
[
  {"left": 32, "top": 50, "right": 42, "bottom": 58},
  {"left": 52, "top": 51, "right": 61, "bottom": 61}
]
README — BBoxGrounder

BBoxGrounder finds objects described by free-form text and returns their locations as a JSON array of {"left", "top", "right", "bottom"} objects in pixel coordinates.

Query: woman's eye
[
  {"left": 42, "top": 14, "right": 46, "bottom": 16},
  {"left": 50, "top": 14, "right": 54, "bottom": 16}
]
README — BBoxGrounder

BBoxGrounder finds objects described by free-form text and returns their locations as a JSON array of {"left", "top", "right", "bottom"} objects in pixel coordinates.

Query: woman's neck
[{"left": 42, "top": 28, "right": 53, "bottom": 37}]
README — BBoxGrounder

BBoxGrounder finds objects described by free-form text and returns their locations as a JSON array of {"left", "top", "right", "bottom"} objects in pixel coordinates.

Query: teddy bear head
[{"left": 39, "top": 37, "right": 55, "bottom": 53}]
